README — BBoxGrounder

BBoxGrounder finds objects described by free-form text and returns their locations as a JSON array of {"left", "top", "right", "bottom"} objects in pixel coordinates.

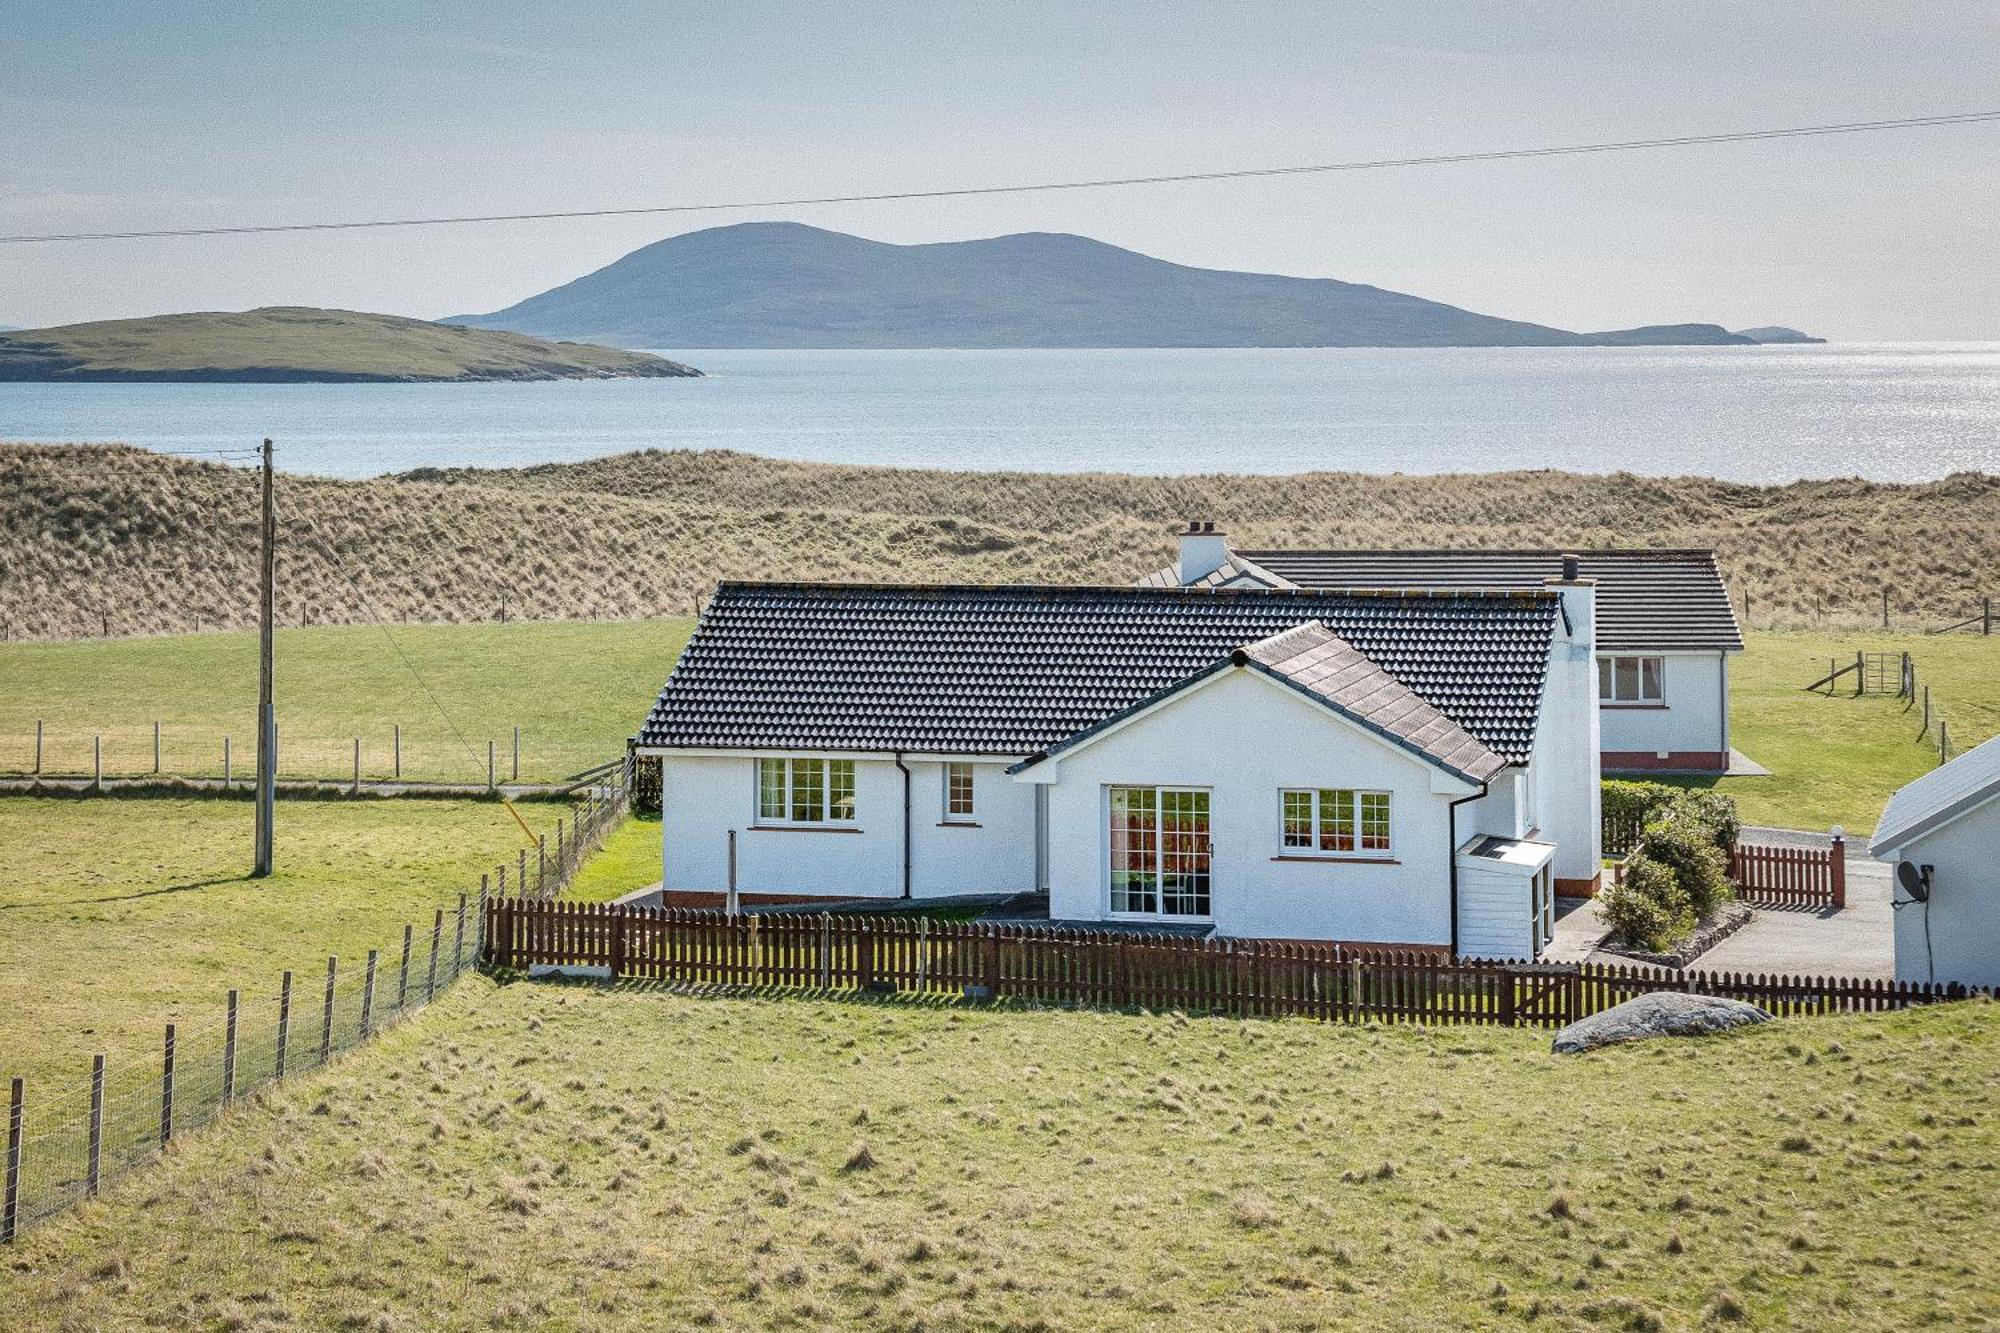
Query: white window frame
[
  {"left": 755, "top": 757, "right": 857, "bottom": 826},
  {"left": 942, "top": 761, "right": 977, "bottom": 822},
  {"left": 1108, "top": 785, "right": 1212, "bottom": 920},
  {"left": 1597, "top": 654, "right": 1665, "bottom": 705},
  {"left": 1280, "top": 787, "right": 1393, "bottom": 857}
]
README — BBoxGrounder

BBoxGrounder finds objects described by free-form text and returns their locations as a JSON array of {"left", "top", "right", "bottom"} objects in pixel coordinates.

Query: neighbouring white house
[
  {"left": 633, "top": 569, "right": 1603, "bottom": 957},
  {"left": 1138, "top": 526, "right": 1743, "bottom": 775},
  {"left": 1871, "top": 733, "right": 2000, "bottom": 989}
]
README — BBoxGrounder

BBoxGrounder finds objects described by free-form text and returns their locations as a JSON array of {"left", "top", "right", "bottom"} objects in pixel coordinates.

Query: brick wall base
[
  {"left": 1556, "top": 873, "right": 1603, "bottom": 899},
  {"left": 1601, "top": 751, "right": 1728, "bottom": 775}
]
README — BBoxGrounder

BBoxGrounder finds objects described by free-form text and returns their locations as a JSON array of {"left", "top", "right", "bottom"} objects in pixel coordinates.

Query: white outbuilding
[{"left": 1870, "top": 732, "right": 2000, "bottom": 988}]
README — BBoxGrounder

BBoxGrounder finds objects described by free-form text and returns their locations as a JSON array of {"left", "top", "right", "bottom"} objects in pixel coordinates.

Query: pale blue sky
[{"left": 4, "top": 2, "right": 1997, "bottom": 337}]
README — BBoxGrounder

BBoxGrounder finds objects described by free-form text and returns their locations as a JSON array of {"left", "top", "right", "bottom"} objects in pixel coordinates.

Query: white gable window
[
  {"left": 1597, "top": 655, "right": 1664, "bottom": 704},
  {"left": 1281, "top": 788, "right": 1392, "bottom": 855},
  {"left": 756, "top": 758, "right": 857, "bottom": 824},
  {"left": 943, "top": 762, "right": 976, "bottom": 821}
]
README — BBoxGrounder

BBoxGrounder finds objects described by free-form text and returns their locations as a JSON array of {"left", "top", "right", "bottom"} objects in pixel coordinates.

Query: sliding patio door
[{"left": 1109, "top": 786, "right": 1211, "bottom": 918}]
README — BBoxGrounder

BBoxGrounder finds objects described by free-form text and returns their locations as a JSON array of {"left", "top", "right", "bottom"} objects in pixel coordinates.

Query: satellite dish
[{"left": 1896, "top": 861, "right": 1930, "bottom": 903}]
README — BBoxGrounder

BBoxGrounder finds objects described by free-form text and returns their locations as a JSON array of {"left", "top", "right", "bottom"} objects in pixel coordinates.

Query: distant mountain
[
  {"left": 1733, "top": 326, "right": 1826, "bottom": 344},
  {"left": 1582, "top": 324, "right": 1755, "bottom": 346},
  {"left": 450, "top": 222, "right": 1756, "bottom": 351},
  {"left": 0, "top": 307, "right": 701, "bottom": 383}
]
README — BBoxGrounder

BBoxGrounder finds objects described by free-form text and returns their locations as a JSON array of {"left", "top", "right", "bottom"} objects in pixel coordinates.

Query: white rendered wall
[
  {"left": 1882, "top": 801, "right": 2000, "bottom": 988},
  {"left": 1032, "top": 669, "right": 1492, "bottom": 945},
  {"left": 659, "top": 755, "right": 1036, "bottom": 899},
  {"left": 1598, "top": 651, "right": 1728, "bottom": 756}
]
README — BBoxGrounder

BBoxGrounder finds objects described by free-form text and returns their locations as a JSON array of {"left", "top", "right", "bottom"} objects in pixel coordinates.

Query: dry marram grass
[{"left": 4, "top": 442, "right": 1998, "bottom": 639}]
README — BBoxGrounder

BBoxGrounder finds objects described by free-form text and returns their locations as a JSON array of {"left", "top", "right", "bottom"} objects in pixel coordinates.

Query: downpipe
[
  {"left": 1446, "top": 785, "right": 1488, "bottom": 959},
  {"left": 895, "top": 753, "right": 912, "bottom": 899}
]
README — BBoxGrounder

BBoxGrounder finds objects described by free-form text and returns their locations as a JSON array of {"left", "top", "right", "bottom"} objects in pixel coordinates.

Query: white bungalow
[{"left": 635, "top": 569, "right": 1604, "bottom": 958}]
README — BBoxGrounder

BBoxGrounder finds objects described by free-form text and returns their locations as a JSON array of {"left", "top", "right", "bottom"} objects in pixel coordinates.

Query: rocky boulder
[{"left": 1552, "top": 992, "right": 1772, "bottom": 1054}]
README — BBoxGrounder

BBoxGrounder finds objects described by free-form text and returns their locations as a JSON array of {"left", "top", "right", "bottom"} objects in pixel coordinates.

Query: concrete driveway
[{"left": 1549, "top": 828, "right": 1893, "bottom": 978}]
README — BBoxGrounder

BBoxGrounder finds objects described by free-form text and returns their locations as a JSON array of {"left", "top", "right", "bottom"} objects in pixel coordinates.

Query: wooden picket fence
[
  {"left": 1728, "top": 839, "right": 1845, "bottom": 909},
  {"left": 482, "top": 899, "right": 1983, "bottom": 1028}
]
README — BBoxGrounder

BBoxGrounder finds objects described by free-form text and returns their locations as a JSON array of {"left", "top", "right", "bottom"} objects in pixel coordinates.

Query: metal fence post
[
  {"left": 320, "top": 956, "right": 337, "bottom": 1064},
  {"left": 393, "top": 723, "right": 401, "bottom": 780},
  {"left": 453, "top": 893, "right": 468, "bottom": 977},
  {"left": 33, "top": 720, "right": 42, "bottom": 775},
  {"left": 556, "top": 820, "right": 565, "bottom": 886},
  {"left": 518, "top": 848, "right": 527, "bottom": 896},
  {"left": 352, "top": 738, "right": 361, "bottom": 794},
  {"left": 93, "top": 734, "right": 102, "bottom": 791},
  {"left": 223, "top": 735, "right": 232, "bottom": 787},
  {"left": 87, "top": 1055, "right": 104, "bottom": 1196},
  {"left": 3, "top": 1077, "right": 20, "bottom": 1244},
  {"left": 487, "top": 740, "right": 496, "bottom": 792},
  {"left": 360, "top": 950, "right": 378, "bottom": 1037},
  {"left": 222, "top": 989, "right": 238, "bottom": 1102},
  {"left": 154, "top": 720, "right": 162, "bottom": 775},
  {"left": 427, "top": 909, "right": 443, "bottom": 1002},
  {"left": 276, "top": 971, "right": 293, "bottom": 1078},
  {"left": 160, "top": 1023, "right": 176, "bottom": 1147}
]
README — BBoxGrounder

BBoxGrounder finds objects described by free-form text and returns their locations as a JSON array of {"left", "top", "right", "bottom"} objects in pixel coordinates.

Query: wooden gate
[{"left": 1501, "top": 963, "right": 1578, "bottom": 1028}]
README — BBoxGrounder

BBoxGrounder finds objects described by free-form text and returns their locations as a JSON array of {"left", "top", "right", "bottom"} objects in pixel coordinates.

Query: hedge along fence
[
  {"left": 483, "top": 899, "right": 1987, "bottom": 1027},
  {"left": 1, "top": 885, "right": 490, "bottom": 1244}
]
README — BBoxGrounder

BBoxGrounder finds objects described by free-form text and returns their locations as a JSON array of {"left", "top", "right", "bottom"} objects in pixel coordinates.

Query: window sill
[
  {"left": 937, "top": 820, "right": 982, "bottom": 828},
  {"left": 751, "top": 824, "right": 864, "bottom": 834},
  {"left": 1599, "top": 703, "right": 1669, "bottom": 711},
  {"left": 1270, "top": 854, "right": 1400, "bottom": 865}
]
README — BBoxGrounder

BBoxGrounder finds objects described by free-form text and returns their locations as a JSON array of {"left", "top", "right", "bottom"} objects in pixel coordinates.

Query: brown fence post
[
  {"left": 3, "top": 1077, "right": 20, "bottom": 1244},
  {"left": 276, "top": 971, "right": 293, "bottom": 1078},
  {"left": 398, "top": 925, "right": 413, "bottom": 1010},
  {"left": 319, "top": 956, "right": 337, "bottom": 1064},
  {"left": 160, "top": 1023, "right": 176, "bottom": 1148},
  {"left": 859, "top": 919, "right": 876, "bottom": 992},
  {"left": 154, "top": 720, "right": 162, "bottom": 774},
  {"left": 453, "top": 893, "right": 468, "bottom": 977},
  {"left": 984, "top": 927, "right": 1002, "bottom": 999},
  {"left": 360, "top": 950, "right": 378, "bottom": 1037},
  {"left": 222, "top": 989, "right": 238, "bottom": 1102},
  {"left": 87, "top": 1054, "right": 105, "bottom": 1196},
  {"left": 609, "top": 905, "right": 626, "bottom": 980},
  {"left": 426, "top": 909, "right": 444, "bottom": 1002},
  {"left": 1829, "top": 830, "right": 1847, "bottom": 909}
]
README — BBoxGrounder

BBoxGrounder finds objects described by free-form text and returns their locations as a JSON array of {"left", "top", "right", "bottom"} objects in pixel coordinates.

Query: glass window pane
[
  {"left": 1319, "top": 789, "right": 1355, "bottom": 852},
  {"left": 1109, "top": 787, "right": 1158, "bottom": 914},
  {"left": 757, "top": 759, "right": 787, "bottom": 821},
  {"left": 1282, "top": 790, "right": 1314, "bottom": 848},
  {"left": 1597, "top": 657, "right": 1612, "bottom": 699},
  {"left": 1160, "top": 789, "right": 1210, "bottom": 917},
  {"left": 828, "top": 760, "right": 856, "bottom": 821},
  {"left": 791, "top": 758, "right": 826, "bottom": 822},
  {"left": 1614, "top": 657, "right": 1639, "bottom": 702},
  {"left": 1360, "top": 792, "right": 1391, "bottom": 851},
  {"left": 946, "top": 762, "right": 974, "bottom": 817},
  {"left": 1640, "top": 657, "right": 1664, "bottom": 702}
]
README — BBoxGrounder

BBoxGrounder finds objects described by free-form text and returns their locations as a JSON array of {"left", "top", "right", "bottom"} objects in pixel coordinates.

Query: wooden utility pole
[{"left": 254, "top": 438, "right": 277, "bottom": 878}]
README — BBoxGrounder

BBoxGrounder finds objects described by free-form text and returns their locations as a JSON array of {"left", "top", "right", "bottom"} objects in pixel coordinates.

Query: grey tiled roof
[
  {"left": 1240, "top": 622, "right": 1508, "bottom": 783},
  {"left": 1133, "top": 552, "right": 1294, "bottom": 591},
  {"left": 640, "top": 583, "right": 1556, "bottom": 763},
  {"left": 1219, "top": 549, "right": 1743, "bottom": 653}
]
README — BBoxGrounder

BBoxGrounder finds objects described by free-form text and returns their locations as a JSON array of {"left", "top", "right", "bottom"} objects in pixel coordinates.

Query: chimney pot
[{"left": 1560, "top": 552, "right": 1581, "bottom": 582}]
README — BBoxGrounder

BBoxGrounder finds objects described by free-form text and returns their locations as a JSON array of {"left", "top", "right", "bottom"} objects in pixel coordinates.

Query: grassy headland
[
  {"left": 0, "top": 307, "right": 700, "bottom": 382},
  {"left": 3, "top": 979, "right": 1994, "bottom": 1329},
  {"left": 4, "top": 442, "right": 1999, "bottom": 639}
]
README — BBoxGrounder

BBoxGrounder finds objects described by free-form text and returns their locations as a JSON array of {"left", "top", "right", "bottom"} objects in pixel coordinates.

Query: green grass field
[
  {"left": 0, "top": 618, "right": 690, "bottom": 785},
  {"left": 1706, "top": 630, "right": 2000, "bottom": 833},
  {"left": 563, "top": 813, "right": 662, "bottom": 902},
  {"left": 0, "top": 794, "right": 562, "bottom": 1097},
  {"left": 3, "top": 979, "right": 1992, "bottom": 1330}
]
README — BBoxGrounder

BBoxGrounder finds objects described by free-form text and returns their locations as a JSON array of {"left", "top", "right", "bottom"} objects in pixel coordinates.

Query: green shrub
[
  {"left": 1637, "top": 812, "right": 1733, "bottom": 919},
  {"left": 1599, "top": 854, "right": 1694, "bottom": 952},
  {"left": 1602, "top": 780, "right": 1739, "bottom": 853}
]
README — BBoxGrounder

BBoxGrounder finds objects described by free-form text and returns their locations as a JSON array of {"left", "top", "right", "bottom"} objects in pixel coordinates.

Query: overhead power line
[{"left": 4, "top": 109, "right": 1997, "bottom": 246}]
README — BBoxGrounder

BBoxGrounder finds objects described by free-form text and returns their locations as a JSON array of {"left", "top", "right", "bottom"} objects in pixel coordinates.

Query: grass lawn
[
  {"left": 0, "top": 794, "right": 556, "bottom": 1098},
  {"left": 563, "top": 813, "right": 661, "bottom": 903},
  {"left": 2, "top": 981, "right": 1993, "bottom": 1330},
  {"left": 0, "top": 618, "right": 691, "bottom": 785},
  {"left": 1713, "top": 630, "right": 2000, "bottom": 833}
]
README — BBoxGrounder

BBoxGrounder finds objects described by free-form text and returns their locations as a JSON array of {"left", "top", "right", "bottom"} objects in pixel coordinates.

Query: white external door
[{"left": 1109, "top": 786, "right": 1211, "bottom": 918}]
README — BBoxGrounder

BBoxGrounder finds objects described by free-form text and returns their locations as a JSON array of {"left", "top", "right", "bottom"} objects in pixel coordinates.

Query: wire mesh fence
[
  {"left": 2, "top": 763, "right": 632, "bottom": 1242},
  {"left": 4, "top": 887, "right": 481, "bottom": 1241}
]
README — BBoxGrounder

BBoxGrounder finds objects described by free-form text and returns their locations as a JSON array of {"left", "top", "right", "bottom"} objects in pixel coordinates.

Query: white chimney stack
[{"left": 1178, "top": 520, "right": 1230, "bottom": 584}]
